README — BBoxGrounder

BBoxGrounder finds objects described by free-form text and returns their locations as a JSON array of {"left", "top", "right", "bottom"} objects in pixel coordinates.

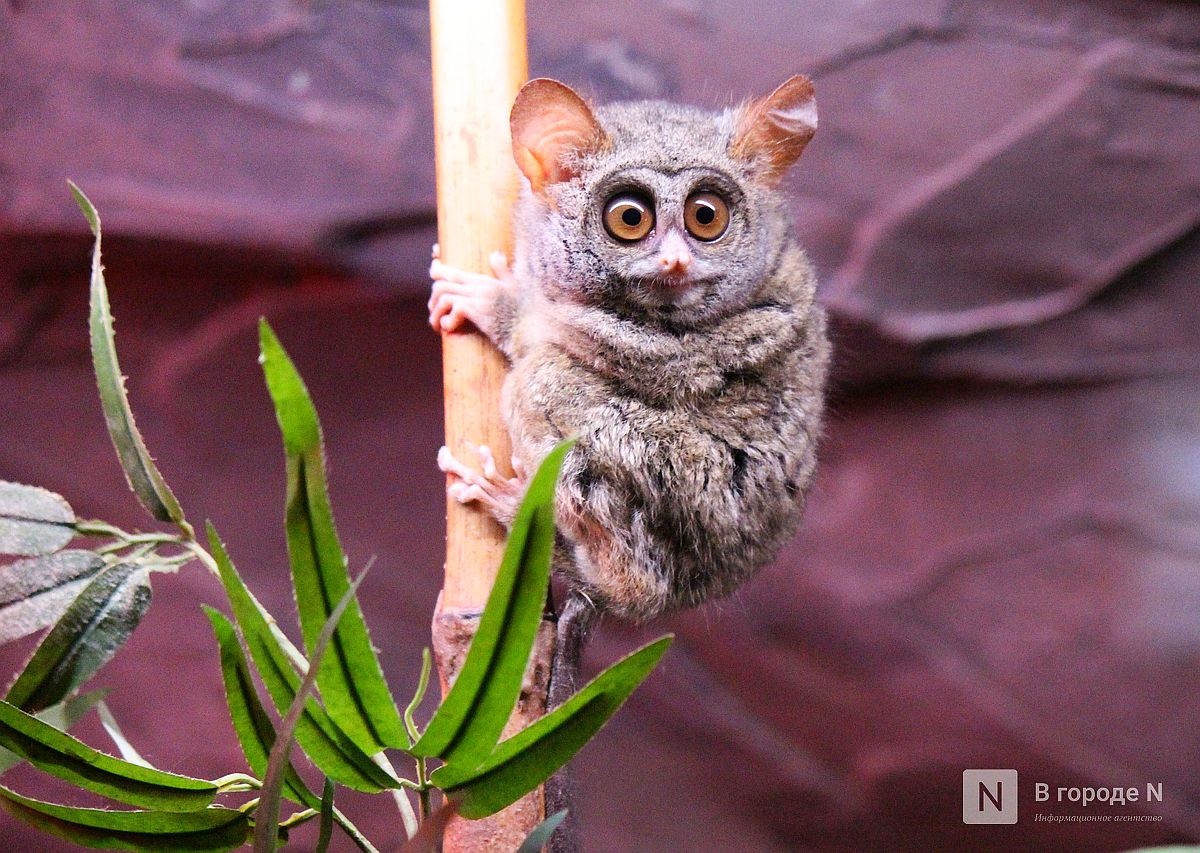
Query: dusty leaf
[
  {"left": 0, "top": 482, "right": 75, "bottom": 557},
  {"left": 0, "top": 550, "right": 105, "bottom": 644}
]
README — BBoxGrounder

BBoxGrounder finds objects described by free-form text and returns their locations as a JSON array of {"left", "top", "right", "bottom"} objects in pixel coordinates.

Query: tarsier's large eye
[
  {"left": 603, "top": 193, "right": 655, "bottom": 242},
  {"left": 684, "top": 191, "right": 730, "bottom": 241}
]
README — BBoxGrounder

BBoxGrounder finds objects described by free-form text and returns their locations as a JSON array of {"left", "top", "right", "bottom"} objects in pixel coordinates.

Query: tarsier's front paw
[
  {"left": 427, "top": 243, "right": 514, "bottom": 341},
  {"left": 437, "top": 443, "right": 527, "bottom": 527}
]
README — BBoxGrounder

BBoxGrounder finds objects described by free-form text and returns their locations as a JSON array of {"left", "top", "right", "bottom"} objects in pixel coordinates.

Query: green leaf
[
  {"left": 258, "top": 321, "right": 407, "bottom": 752},
  {"left": 0, "top": 550, "right": 105, "bottom": 643},
  {"left": 0, "top": 689, "right": 106, "bottom": 775},
  {"left": 316, "top": 779, "right": 335, "bottom": 853},
  {"left": 516, "top": 809, "right": 568, "bottom": 853},
  {"left": 412, "top": 441, "right": 572, "bottom": 766},
  {"left": 206, "top": 609, "right": 383, "bottom": 853},
  {"left": 205, "top": 524, "right": 398, "bottom": 792},
  {"left": 254, "top": 569, "right": 368, "bottom": 853},
  {"left": 204, "top": 607, "right": 317, "bottom": 809},
  {"left": 433, "top": 635, "right": 672, "bottom": 818},
  {"left": 0, "top": 787, "right": 250, "bottom": 851},
  {"left": 6, "top": 562, "right": 151, "bottom": 712},
  {"left": 70, "top": 181, "right": 187, "bottom": 530},
  {"left": 0, "top": 700, "right": 218, "bottom": 811},
  {"left": 0, "top": 481, "right": 75, "bottom": 557}
]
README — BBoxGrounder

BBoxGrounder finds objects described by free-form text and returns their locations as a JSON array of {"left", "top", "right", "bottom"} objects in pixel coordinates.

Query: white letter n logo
[{"left": 963, "top": 770, "right": 1018, "bottom": 824}]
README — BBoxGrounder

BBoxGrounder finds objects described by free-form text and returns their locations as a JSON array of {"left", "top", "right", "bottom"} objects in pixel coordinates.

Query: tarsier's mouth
[
  {"left": 630, "top": 276, "right": 714, "bottom": 312},
  {"left": 637, "top": 274, "right": 712, "bottom": 293}
]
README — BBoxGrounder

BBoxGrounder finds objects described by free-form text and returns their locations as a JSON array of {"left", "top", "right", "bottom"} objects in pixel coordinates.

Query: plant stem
[
  {"left": 389, "top": 787, "right": 421, "bottom": 840},
  {"left": 333, "top": 808, "right": 382, "bottom": 853},
  {"left": 370, "top": 751, "right": 419, "bottom": 838},
  {"left": 214, "top": 772, "right": 262, "bottom": 793},
  {"left": 278, "top": 808, "right": 319, "bottom": 829},
  {"left": 73, "top": 519, "right": 127, "bottom": 538},
  {"left": 404, "top": 647, "right": 433, "bottom": 744},
  {"left": 416, "top": 757, "right": 432, "bottom": 824}
]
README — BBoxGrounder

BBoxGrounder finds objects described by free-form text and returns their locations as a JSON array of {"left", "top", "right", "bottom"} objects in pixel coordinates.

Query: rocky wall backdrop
[{"left": 2, "top": 1, "right": 1198, "bottom": 850}]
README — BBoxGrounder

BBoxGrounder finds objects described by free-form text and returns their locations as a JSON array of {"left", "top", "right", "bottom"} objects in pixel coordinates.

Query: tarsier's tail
[{"left": 545, "top": 592, "right": 598, "bottom": 853}]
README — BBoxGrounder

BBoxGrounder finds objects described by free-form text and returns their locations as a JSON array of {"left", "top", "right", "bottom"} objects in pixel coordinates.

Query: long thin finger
[
  {"left": 427, "top": 284, "right": 457, "bottom": 316},
  {"left": 430, "top": 279, "right": 478, "bottom": 301},
  {"left": 449, "top": 482, "right": 492, "bottom": 506},
  {"left": 428, "top": 281, "right": 482, "bottom": 319},
  {"left": 431, "top": 259, "right": 501, "bottom": 288},
  {"left": 438, "top": 446, "right": 481, "bottom": 481},
  {"left": 476, "top": 445, "right": 497, "bottom": 479},
  {"left": 430, "top": 258, "right": 479, "bottom": 284},
  {"left": 441, "top": 304, "right": 470, "bottom": 331},
  {"left": 429, "top": 294, "right": 456, "bottom": 331}
]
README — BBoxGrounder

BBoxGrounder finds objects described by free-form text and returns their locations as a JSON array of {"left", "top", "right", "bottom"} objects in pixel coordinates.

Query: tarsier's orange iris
[
  {"left": 684, "top": 191, "right": 729, "bottom": 241},
  {"left": 603, "top": 193, "right": 655, "bottom": 242}
]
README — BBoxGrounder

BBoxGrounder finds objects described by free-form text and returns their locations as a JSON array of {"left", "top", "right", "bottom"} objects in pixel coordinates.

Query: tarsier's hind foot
[
  {"left": 437, "top": 443, "right": 527, "bottom": 527},
  {"left": 427, "top": 243, "right": 515, "bottom": 342}
]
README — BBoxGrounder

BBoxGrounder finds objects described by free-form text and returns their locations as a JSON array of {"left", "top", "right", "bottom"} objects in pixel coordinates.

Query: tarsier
[{"left": 428, "top": 75, "right": 829, "bottom": 711}]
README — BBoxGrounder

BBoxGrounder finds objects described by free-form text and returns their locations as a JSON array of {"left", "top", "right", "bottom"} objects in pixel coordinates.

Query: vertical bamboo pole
[
  {"left": 431, "top": 0, "right": 523, "bottom": 604},
  {"left": 430, "top": 0, "right": 524, "bottom": 685},
  {"left": 429, "top": 1, "right": 550, "bottom": 849}
]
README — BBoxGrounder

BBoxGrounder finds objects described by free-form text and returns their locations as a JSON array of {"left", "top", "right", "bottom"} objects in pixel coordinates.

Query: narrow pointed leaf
[
  {"left": 204, "top": 607, "right": 317, "bottom": 809},
  {"left": 6, "top": 562, "right": 151, "bottom": 712},
  {"left": 412, "top": 441, "right": 572, "bottom": 766},
  {"left": 316, "top": 779, "right": 335, "bottom": 853},
  {"left": 208, "top": 609, "right": 381, "bottom": 853},
  {"left": 0, "top": 787, "right": 250, "bottom": 851},
  {"left": 0, "top": 481, "right": 75, "bottom": 557},
  {"left": 516, "top": 809, "right": 568, "bottom": 853},
  {"left": 0, "top": 700, "right": 218, "bottom": 810},
  {"left": 205, "top": 524, "right": 398, "bottom": 792},
  {"left": 258, "top": 321, "right": 407, "bottom": 752},
  {"left": 0, "top": 550, "right": 105, "bottom": 643},
  {"left": 0, "top": 689, "right": 106, "bottom": 774},
  {"left": 70, "top": 181, "right": 186, "bottom": 528},
  {"left": 433, "top": 635, "right": 671, "bottom": 818},
  {"left": 255, "top": 569, "right": 368, "bottom": 853}
]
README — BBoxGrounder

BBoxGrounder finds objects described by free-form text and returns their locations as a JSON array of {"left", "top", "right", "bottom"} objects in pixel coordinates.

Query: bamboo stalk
[
  {"left": 431, "top": 0, "right": 526, "bottom": 603},
  {"left": 428, "top": 1, "right": 549, "bottom": 849}
]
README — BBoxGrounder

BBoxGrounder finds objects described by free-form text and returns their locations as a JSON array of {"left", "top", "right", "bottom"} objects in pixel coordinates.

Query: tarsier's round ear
[
  {"left": 510, "top": 78, "right": 607, "bottom": 193},
  {"left": 729, "top": 75, "right": 818, "bottom": 186}
]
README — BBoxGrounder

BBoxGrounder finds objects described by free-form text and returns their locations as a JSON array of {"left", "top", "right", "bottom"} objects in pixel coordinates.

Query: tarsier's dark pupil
[
  {"left": 683, "top": 191, "right": 729, "bottom": 241},
  {"left": 603, "top": 194, "right": 655, "bottom": 241}
]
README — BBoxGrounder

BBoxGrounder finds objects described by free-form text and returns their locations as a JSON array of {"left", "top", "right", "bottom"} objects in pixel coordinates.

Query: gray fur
[{"left": 495, "top": 91, "right": 830, "bottom": 621}]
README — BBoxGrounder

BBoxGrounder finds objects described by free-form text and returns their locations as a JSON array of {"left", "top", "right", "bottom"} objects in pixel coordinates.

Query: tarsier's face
[
  {"left": 577, "top": 159, "right": 760, "bottom": 320},
  {"left": 511, "top": 76, "right": 816, "bottom": 326}
]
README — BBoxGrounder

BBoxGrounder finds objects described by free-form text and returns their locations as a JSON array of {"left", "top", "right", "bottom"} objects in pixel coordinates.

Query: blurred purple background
[{"left": 2, "top": 1, "right": 1199, "bottom": 850}]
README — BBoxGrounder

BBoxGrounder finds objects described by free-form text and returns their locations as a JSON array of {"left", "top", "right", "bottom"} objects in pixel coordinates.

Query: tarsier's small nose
[
  {"left": 657, "top": 231, "right": 692, "bottom": 274},
  {"left": 660, "top": 252, "right": 691, "bottom": 273}
]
